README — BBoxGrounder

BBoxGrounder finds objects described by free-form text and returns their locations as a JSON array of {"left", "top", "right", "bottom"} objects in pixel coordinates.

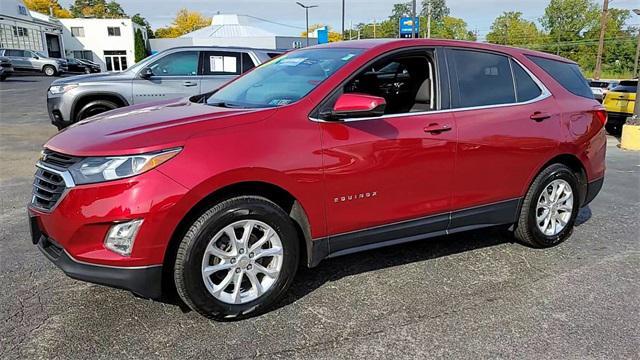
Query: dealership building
[
  {"left": 150, "top": 14, "right": 316, "bottom": 53},
  {"left": 60, "top": 18, "right": 148, "bottom": 72},
  {"left": 0, "top": 0, "right": 65, "bottom": 58}
]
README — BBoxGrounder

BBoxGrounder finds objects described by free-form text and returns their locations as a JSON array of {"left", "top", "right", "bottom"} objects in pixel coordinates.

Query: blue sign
[
  {"left": 399, "top": 17, "right": 420, "bottom": 37},
  {"left": 317, "top": 27, "right": 329, "bottom": 44}
]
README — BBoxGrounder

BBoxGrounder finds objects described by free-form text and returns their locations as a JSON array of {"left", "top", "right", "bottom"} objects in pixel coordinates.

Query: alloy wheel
[
  {"left": 201, "top": 220, "right": 284, "bottom": 304},
  {"left": 535, "top": 179, "right": 574, "bottom": 236}
]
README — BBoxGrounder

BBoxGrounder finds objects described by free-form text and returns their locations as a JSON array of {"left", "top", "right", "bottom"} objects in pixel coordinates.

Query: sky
[{"left": 59, "top": 0, "right": 640, "bottom": 40}]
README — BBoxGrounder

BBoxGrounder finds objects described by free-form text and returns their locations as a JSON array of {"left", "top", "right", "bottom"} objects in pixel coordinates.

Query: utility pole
[
  {"left": 341, "top": 0, "right": 345, "bottom": 40},
  {"left": 296, "top": 2, "right": 318, "bottom": 47},
  {"left": 411, "top": 0, "right": 417, "bottom": 38},
  {"left": 634, "top": 9, "right": 640, "bottom": 77},
  {"left": 373, "top": 18, "right": 377, "bottom": 39},
  {"left": 593, "top": 0, "right": 609, "bottom": 80},
  {"left": 427, "top": 0, "right": 432, "bottom": 38}
]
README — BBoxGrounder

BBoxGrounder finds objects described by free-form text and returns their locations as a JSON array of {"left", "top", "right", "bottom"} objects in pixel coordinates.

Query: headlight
[
  {"left": 49, "top": 84, "right": 78, "bottom": 94},
  {"left": 68, "top": 148, "right": 181, "bottom": 185}
]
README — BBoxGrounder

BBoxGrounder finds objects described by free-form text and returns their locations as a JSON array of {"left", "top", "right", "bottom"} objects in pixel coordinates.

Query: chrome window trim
[{"left": 309, "top": 56, "right": 551, "bottom": 123}]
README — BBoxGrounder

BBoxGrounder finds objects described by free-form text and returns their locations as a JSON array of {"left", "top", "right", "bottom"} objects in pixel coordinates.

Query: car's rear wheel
[
  {"left": 43, "top": 65, "right": 56, "bottom": 76},
  {"left": 514, "top": 164, "right": 580, "bottom": 248},
  {"left": 174, "top": 196, "right": 299, "bottom": 320},
  {"left": 76, "top": 100, "right": 119, "bottom": 121}
]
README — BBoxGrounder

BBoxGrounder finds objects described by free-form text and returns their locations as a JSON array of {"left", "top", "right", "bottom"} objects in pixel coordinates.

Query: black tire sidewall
[
  {"left": 77, "top": 100, "right": 118, "bottom": 120},
  {"left": 526, "top": 168, "right": 580, "bottom": 246},
  {"left": 178, "top": 198, "right": 299, "bottom": 319}
]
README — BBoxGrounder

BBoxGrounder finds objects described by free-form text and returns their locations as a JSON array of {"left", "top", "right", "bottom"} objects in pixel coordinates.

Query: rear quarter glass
[{"left": 526, "top": 55, "right": 593, "bottom": 99}]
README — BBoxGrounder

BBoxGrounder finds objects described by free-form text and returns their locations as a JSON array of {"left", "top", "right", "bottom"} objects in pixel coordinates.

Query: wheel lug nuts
[
  {"left": 247, "top": 264, "right": 252, "bottom": 270},
  {"left": 230, "top": 258, "right": 236, "bottom": 264},
  {"left": 249, "top": 253, "right": 254, "bottom": 258},
  {"left": 235, "top": 268, "right": 241, "bottom": 273},
  {"left": 239, "top": 249, "right": 245, "bottom": 254}
]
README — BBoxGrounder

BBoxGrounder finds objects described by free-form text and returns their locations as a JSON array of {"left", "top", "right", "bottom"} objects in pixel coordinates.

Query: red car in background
[{"left": 28, "top": 39, "right": 606, "bottom": 320}]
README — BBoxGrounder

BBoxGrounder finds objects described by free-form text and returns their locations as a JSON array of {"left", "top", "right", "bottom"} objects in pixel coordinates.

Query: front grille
[
  {"left": 31, "top": 150, "right": 80, "bottom": 211},
  {"left": 41, "top": 149, "right": 82, "bottom": 169},
  {"left": 32, "top": 167, "right": 67, "bottom": 211}
]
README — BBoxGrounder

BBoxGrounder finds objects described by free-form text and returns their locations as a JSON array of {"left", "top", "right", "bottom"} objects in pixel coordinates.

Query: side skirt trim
[{"left": 308, "top": 198, "right": 521, "bottom": 267}]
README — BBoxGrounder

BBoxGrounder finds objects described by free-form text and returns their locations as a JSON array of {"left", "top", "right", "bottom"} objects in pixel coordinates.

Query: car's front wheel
[
  {"left": 42, "top": 65, "right": 56, "bottom": 76},
  {"left": 76, "top": 100, "right": 119, "bottom": 121},
  {"left": 174, "top": 196, "right": 300, "bottom": 320},
  {"left": 514, "top": 163, "right": 580, "bottom": 248}
]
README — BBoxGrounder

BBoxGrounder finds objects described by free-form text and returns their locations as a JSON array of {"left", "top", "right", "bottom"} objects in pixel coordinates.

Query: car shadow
[{"left": 157, "top": 207, "right": 595, "bottom": 316}]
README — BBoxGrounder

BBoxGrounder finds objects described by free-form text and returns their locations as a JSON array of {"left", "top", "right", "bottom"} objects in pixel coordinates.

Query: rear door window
[
  {"left": 448, "top": 49, "right": 516, "bottom": 108},
  {"left": 201, "top": 51, "right": 241, "bottom": 75},
  {"left": 511, "top": 59, "right": 542, "bottom": 102},
  {"left": 526, "top": 55, "right": 593, "bottom": 99},
  {"left": 241, "top": 53, "right": 255, "bottom": 73},
  {"left": 5, "top": 50, "right": 25, "bottom": 57}
]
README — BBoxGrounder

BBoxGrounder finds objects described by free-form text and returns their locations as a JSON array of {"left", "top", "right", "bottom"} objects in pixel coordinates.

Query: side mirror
[
  {"left": 330, "top": 93, "right": 386, "bottom": 120},
  {"left": 140, "top": 67, "right": 153, "bottom": 79}
]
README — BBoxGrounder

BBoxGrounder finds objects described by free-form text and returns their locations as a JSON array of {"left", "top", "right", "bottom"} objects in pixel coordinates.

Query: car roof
[
  {"left": 309, "top": 39, "right": 577, "bottom": 64},
  {"left": 160, "top": 46, "right": 283, "bottom": 53}
]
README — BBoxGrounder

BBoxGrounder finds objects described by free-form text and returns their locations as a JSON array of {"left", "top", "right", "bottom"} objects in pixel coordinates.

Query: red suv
[{"left": 29, "top": 39, "right": 606, "bottom": 320}]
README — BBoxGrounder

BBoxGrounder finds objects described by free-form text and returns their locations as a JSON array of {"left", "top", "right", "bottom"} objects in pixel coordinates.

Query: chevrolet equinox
[{"left": 29, "top": 39, "right": 606, "bottom": 320}]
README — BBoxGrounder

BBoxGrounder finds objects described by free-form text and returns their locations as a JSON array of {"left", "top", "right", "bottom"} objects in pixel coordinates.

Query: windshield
[{"left": 206, "top": 48, "right": 363, "bottom": 108}]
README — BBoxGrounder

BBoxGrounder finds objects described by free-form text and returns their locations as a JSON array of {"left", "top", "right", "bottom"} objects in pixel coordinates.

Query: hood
[
  {"left": 51, "top": 71, "right": 132, "bottom": 85},
  {"left": 45, "top": 98, "right": 277, "bottom": 157}
]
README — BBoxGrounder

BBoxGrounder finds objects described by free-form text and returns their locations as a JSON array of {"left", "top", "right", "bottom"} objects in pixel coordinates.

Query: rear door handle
[
  {"left": 183, "top": 81, "right": 198, "bottom": 87},
  {"left": 424, "top": 123, "right": 452, "bottom": 134},
  {"left": 530, "top": 111, "right": 551, "bottom": 122}
]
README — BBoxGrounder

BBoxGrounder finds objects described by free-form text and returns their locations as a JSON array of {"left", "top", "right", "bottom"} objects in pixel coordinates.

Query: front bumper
[
  {"left": 47, "top": 92, "right": 72, "bottom": 129},
  {"left": 34, "top": 230, "right": 163, "bottom": 299}
]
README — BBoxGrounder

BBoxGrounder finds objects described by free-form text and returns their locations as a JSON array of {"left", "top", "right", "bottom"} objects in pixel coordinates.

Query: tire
[
  {"left": 0, "top": 74, "right": 6, "bottom": 81},
  {"left": 75, "top": 100, "right": 119, "bottom": 121},
  {"left": 42, "top": 65, "right": 56, "bottom": 77},
  {"left": 605, "top": 122, "right": 622, "bottom": 136},
  {"left": 514, "top": 164, "right": 580, "bottom": 248},
  {"left": 174, "top": 196, "right": 300, "bottom": 320}
]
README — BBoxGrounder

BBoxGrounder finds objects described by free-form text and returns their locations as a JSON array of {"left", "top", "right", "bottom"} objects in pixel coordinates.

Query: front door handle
[
  {"left": 424, "top": 123, "right": 452, "bottom": 134},
  {"left": 530, "top": 111, "right": 551, "bottom": 122},
  {"left": 183, "top": 81, "right": 198, "bottom": 87}
]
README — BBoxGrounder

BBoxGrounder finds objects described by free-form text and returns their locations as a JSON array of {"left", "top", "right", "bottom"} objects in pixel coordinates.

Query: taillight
[{"left": 594, "top": 109, "right": 607, "bottom": 126}]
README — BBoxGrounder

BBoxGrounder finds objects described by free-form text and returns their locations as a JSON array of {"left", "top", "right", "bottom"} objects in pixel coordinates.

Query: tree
[
  {"left": 541, "top": 0, "right": 599, "bottom": 43},
  {"left": 486, "top": 11, "right": 542, "bottom": 46},
  {"left": 134, "top": 28, "right": 147, "bottom": 62},
  {"left": 132, "top": 13, "right": 154, "bottom": 39},
  {"left": 432, "top": 16, "right": 476, "bottom": 40},
  {"left": 155, "top": 8, "right": 211, "bottom": 38},
  {"left": 420, "top": 0, "right": 449, "bottom": 23},
  {"left": 23, "top": 0, "right": 72, "bottom": 18},
  {"left": 70, "top": 0, "right": 127, "bottom": 18},
  {"left": 301, "top": 24, "right": 342, "bottom": 42}
]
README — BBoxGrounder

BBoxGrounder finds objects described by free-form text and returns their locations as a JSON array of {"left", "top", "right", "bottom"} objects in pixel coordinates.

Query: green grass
[{"left": 582, "top": 70, "right": 635, "bottom": 80}]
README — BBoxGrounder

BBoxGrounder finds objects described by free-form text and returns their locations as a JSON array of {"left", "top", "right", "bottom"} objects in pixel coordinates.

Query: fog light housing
[{"left": 104, "top": 219, "right": 143, "bottom": 256}]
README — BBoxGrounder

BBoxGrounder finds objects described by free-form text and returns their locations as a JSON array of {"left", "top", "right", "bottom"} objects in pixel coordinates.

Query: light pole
[
  {"left": 341, "top": 0, "right": 345, "bottom": 40},
  {"left": 296, "top": 2, "right": 318, "bottom": 47},
  {"left": 634, "top": 9, "right": 640, "bottom": 79},
  {"left": 632, "top": 9, "right": 640, "bottom": 121}
]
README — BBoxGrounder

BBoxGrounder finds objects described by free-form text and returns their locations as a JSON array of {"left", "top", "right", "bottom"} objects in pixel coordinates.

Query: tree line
[{"left": 23, "top": 0, "right": 638, "bottom": 78}]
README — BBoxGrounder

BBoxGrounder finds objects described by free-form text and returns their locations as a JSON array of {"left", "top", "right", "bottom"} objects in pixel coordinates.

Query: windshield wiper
[{"left": 208, "top": 101, "right": 245, "bottom": 109}]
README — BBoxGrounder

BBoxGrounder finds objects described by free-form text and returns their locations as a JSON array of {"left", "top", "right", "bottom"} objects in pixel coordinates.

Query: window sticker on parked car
[
  {"left": 210, "top": 56, "right": 237, "bottom": 73},
  {"left": 278, "top": 58, "right": 307, "bottom": 66},
  {"left": 268, "top": 99, "right": 293, "bottom": 105}
]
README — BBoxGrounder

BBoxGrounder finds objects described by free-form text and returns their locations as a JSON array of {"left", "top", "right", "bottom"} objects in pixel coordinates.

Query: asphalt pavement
[{"left": 1, "top": 75, "right": 639, "bottom": 359}]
